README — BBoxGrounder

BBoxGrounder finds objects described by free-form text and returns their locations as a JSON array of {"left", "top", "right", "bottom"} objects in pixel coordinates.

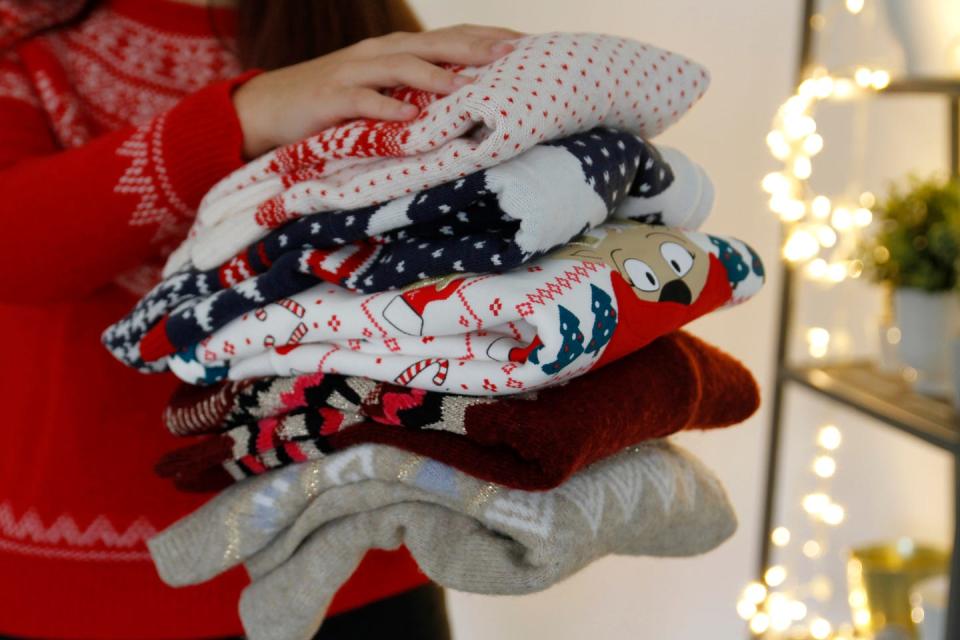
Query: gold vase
[{"left": 848, "top": 540, "right": 950, "bottom": 639}]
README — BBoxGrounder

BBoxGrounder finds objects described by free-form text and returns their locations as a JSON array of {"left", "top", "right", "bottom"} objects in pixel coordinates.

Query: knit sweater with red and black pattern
[{"left": 0, "top": 1, "right": 425, "bottom": 637}]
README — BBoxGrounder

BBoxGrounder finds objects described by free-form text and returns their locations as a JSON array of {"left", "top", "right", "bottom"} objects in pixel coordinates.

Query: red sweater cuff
[{"left": 161, "top": 69, "right": 262, "bottom": 214}]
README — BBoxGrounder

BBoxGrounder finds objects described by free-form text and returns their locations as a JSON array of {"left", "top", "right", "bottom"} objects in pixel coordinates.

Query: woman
[{"left": 0, "top": 1, "right": 518, "bottom": 637}]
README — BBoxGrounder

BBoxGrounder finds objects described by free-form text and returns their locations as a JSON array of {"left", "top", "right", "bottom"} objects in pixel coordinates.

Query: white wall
[{"left": 407, "top": 1, "right": 955, "bottom": 638}]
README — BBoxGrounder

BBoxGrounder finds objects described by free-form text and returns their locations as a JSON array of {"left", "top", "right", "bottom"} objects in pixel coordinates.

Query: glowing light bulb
[
  {"left": 810, "top": 617, "right": 832, "bottom": 639},
  {"left": 783, "top": 95, "right": 809, "bottom": 117},
  {"left": 803, "top": 492, "right": 830, "bottom": 515},
  {"left": 816, "top": 225, "right": 837, "bottom": 248},
  {"left": 849, "top": 589, "right": 867, "bottom": 609},
  {"left": 806, "top": 327, "right": 830, "bottom": 358},
  {"left": 767, "top": 593, "right": 788, "bottom": 609},
  {"left": 780, "top": 199, "right": 806, "bottom": 222},
  {"left": 809, "top": 342, "right": 829, "bottom": 359},
  {"left": 872, "top": 69, "right": 891, "bottom": 89},
  {"left": 818, "top": 425, "right": 842, "bottom": 450},
  {"left": 813, "top": 455, "right": 836, "bottom": 478},
  {"left": 827, "top": 261, "right": 848, "bottom": 282},
  {"left": 768, "top": 594, "right": 793, "bottom": 631},
  {"left": 744, "top": 582, "right": 767, "bottom": 604},
  {"left": 803, "top": 133, "right": 824, "bottom": 155},
  {"left": 810, "top": 576, "right": 833, "bottom": 601},
  {"left": 859, "top": 191, "right": 876, "bottom": 208},
  {"left": 762, "top": 172, "right": 791, "bottom": 194},
  {"left": 831, "top": 206, "right": 853, "bottom": 230},
  {"left": 771, "top": 526, "right": 791, "bottom": 547},
  {"left": 815, "top": 76, "right": 834, "bottom": 98},
  {"left": 806, "top": 258, "right": 829, "bottom": 279},
  {"left": 750, "top": 612, "right": 770, "bottom": 635},
  {"left": 737, "top": 599, "right": 758, "bottom": 620},
  {"left": 790, "top": 600, "right": 808, "bottom": 621},
  {"left": 833, "top": 78, "right": 855, "bottom": 99},
  {"left": 855, "top": 66, "right": 873, "bottom": 87},
  {"left": 771, "top": 611, "right": 792, "bottom": 632},
  {"left": 855, "top": 608, "right": 872, "bottom": 626},
  {"left": 811, "top": 195, "right": 831, "bottom": 219},
  {"left": 855, "top": 207, "right": 873, "bottom": 226},
  {"left": 766, "top": 130, "right": 791, "bottom": 159},
  {"left": 803, "top": 540, "right": 823, "bottom": 558},
  {"left": 765, "top": 565, "right": 787, "bottom": 587},
  {"left": 783, "top": 229, "right": 820, "bottom": 262},
  {"left": 822, "top": 502, "right": 846, "bottom": 525},
  {"left": 785, "top": 114, "right": 816, "bottom": 139},
  {"left": 846, "top": 0, "right": 864, "bottom": 13},
  {"left": 798, "top": 78, "right": 819, "bottom": 99}
]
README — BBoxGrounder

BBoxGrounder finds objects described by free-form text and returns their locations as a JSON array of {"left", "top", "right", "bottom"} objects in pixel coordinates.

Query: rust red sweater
[{"left": 0, "top": 1, "right": 425, "bottom": 637}]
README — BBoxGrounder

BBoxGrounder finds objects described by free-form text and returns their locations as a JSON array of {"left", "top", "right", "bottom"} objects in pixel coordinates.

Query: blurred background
[{"left": 408, "top": 1, "right": 959, "bottom": 638}]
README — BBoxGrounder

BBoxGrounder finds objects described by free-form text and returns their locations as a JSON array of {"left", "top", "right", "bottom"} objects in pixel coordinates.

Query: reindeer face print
[
  {"left": 612, "top": 231, "right": 710, "bottom": 304},
  {"left": 552, "top": 225, "right": 711, "bottom": 305}
]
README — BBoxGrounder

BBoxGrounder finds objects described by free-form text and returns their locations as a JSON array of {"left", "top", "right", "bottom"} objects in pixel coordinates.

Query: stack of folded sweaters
[{"left": 102, "top": 33, "right": 765, "bottom": 640}]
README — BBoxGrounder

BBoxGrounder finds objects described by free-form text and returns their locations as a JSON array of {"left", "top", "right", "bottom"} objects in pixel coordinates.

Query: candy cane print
[{"left": 394, "top": 358, "right": 450, "bottom": 386}]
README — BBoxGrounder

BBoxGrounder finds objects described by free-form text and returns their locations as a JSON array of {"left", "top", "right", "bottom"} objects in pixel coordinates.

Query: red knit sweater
[{"left": 0, "top": 1, "right": 426, "bottom": 637}]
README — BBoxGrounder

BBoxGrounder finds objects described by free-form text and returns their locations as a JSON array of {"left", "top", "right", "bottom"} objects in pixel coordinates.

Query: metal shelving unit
[
  {"left": 757, "top": 1, "right": 960, "bottom": 637},
  {"left": 783, "top": 364, "right": 960, "bottom": 452}
]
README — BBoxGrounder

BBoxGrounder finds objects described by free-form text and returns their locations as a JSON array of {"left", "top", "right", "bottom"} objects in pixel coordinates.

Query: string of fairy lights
[
  {"left": 762, "top": 64, "right": 886, "bottom": 280},
  {"left": 738, "top": 424, "right": 854, "bottom": 639},
  {"left": 742, "top": 1, "right": 887, "bottom": 638}
]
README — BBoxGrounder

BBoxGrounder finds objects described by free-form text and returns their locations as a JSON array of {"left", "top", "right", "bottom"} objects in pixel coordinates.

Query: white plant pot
[
  {"left": 883, "top": 0, "right": 960, "bottom": 77},
  {"left": 894, "top": 287, "right": 959, "bottom": 395}
]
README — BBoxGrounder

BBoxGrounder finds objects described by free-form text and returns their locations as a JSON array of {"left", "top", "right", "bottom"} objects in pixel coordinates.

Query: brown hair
[
  {"left": 235, "top": 0, "right": 422, "bottom": 70},
  {"left": 71, "top": 1, "right": 422, "bottom": 70}
]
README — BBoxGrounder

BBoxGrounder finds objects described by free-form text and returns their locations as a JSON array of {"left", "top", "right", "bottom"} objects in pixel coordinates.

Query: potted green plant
[{"left": 862, "top": 175, "right": 960, "bottom": 395}]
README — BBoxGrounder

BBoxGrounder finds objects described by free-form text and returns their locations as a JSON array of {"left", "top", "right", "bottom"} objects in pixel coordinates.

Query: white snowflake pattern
[
  {"left": 0, "top": 52, "right": 40, "bottom": 107},
  {"left": 114, "top": 113, "right": 191, "bottom": 244},
  {"left": 0, "top": 500, "right": 156, "bottom": 561}
]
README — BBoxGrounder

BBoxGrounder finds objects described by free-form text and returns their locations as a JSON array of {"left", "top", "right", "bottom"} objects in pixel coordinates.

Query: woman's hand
[{"left": 233, "top": 24, "right": 522, "bottom": 159}]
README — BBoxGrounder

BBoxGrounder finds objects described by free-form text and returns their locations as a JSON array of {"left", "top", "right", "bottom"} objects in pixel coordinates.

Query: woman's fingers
[
  {"left": 368, "top": 28, "right": 519, "bottom": 66},
  {"left": 343, "top": 88, "right": 420, "bottom": 122},
  {"left": 447, "top": 24, "right": 525, "bottom": 40},
  {"left": 234, "top": 24, "right": 524, "bottom": 157},
  {"left": 338, "top": 54, "right": 474, "bottom": 94},
  {"left": 403, "top": 33, "right": 515, "bottom": 66}
]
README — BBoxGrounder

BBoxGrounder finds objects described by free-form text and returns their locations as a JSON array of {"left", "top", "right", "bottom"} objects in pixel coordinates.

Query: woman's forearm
[{"left": 0, "top": 72, "right": 257, "bottom": 303}]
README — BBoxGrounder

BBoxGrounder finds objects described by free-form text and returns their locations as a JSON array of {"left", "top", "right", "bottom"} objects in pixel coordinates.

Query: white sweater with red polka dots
[{"left": 165, "top": 32, "right": 710, "bottom": 275}]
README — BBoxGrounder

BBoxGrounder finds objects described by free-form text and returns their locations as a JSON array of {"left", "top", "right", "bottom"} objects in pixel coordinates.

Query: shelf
[
  {"left": 759, "top": 5, "right": 960, "bottom": 639},
  {"left": 882, "top": 78, "right": 960, "bottom": 96},
  {"left": 781, "top": 361, "right": 960, "bottom": 452}
]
